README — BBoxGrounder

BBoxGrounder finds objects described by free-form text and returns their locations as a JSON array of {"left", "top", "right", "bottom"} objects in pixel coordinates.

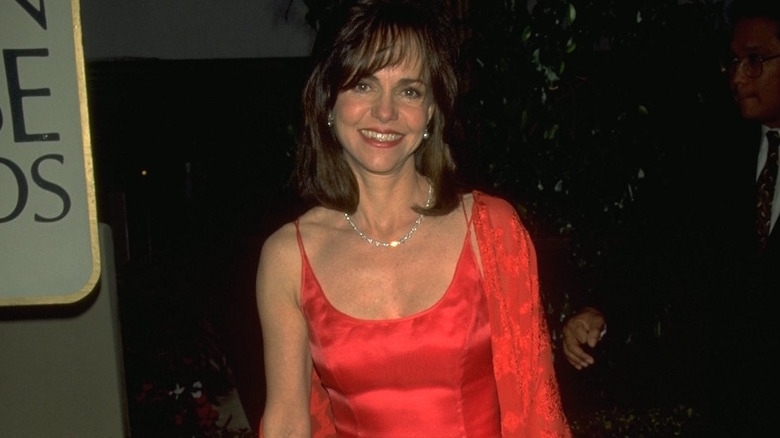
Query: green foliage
[{"left": 460, "top": 0, "right": 728, "bottom": 246}]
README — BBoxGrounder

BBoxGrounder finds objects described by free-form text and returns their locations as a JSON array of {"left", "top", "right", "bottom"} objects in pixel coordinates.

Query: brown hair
[{"left": 295, "top": 0, "right": 461, "bottom": 215}]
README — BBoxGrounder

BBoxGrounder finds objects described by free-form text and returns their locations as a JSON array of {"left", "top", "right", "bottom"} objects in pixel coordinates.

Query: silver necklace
[{"left": 344, "top": 182, "right": 433, "bottom": 248}]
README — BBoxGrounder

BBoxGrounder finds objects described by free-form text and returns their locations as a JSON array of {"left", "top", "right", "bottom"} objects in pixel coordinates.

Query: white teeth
[{"left": 360, "top": 130, "right": 402, "bottom": 142}]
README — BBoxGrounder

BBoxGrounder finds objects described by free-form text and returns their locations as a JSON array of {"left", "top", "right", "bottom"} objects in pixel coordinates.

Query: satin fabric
[
  {"left": 298, "top": 218, "right": 501, "bottom": 437},
  {"left": 259, "top": 191, "right": 570, "bottom": 437}
]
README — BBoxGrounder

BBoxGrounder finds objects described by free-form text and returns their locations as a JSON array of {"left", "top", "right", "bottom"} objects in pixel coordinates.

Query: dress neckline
[
  {"left": 301, "top": 228, "right": 474, "bottom": 323},
  {"left": 295, "top": 196, "right": 476, "bottom": 323}
]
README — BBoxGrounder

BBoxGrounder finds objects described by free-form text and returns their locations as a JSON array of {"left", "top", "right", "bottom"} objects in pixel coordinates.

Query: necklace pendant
[{"left": 389, "top": 241, "right": 400, "bottom": 248}]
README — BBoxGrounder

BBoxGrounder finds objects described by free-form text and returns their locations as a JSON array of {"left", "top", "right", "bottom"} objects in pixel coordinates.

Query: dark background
[{"left": 86, "top": 58, "right": 310, "bottom": 434}]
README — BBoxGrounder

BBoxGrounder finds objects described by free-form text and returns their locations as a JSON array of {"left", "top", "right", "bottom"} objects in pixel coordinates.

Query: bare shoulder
[
  {"left": 259, "top": 206, "right": 330, "bottom": 262},
  {"left": 256, "top": 220, "right": 303, "bottom": 306},
  {"left": 289, "top": 206, "right": 343, "bottom": 258},
  {"left": 256, "top": 207, "right": 334, "bottom": 296},
  {"left": 295, "top": 206, "right": 334, "bottom": 231},
  {"left": 259, "top": 221, "right": 299, "bottom": 270}
]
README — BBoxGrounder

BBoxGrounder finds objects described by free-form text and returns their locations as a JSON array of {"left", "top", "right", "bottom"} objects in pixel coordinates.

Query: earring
[
  {"left": 327, "top": 112, "right": 334, "bottom": 127},
  {"left": 422, "top": 129, "right": 429, "bottom": 140}
]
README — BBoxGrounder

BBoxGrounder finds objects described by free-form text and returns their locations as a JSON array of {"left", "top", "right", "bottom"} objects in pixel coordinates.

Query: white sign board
[{"left": 0, "top": 0, "right": 100, "bottom": 305}]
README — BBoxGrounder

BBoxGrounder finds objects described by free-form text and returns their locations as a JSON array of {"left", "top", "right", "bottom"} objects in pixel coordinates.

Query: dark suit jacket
[
  {"left": 607, "top": 115, "right": 780, "bottom": 433},
  {"left": 558, "top": 110, "right": 778, "bottom": 432},
  {"left": 702, "top": 121, "right": 779, "bottom": 434}
]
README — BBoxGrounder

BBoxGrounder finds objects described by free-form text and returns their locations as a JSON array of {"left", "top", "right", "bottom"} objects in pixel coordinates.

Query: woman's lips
[{"left": 359, "top": 129, "right": 404, "bottom": 147}]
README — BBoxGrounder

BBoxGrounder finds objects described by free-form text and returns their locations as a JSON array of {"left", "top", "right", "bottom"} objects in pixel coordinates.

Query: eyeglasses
[{"left": 721, "top": 53, "right": 780, "bottom": 78}]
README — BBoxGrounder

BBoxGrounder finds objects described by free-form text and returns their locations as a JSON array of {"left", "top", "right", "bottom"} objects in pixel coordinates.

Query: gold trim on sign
[{"left": 0, "top": 0, "right": 102, "bottom": 306}]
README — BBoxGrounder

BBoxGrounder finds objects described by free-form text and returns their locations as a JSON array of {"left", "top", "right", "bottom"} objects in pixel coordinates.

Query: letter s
[{"left": 31, "top": 154, "right": 70, "bottom": 222}]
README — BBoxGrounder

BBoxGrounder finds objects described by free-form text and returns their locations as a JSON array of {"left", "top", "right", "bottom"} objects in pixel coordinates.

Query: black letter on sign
[
  {"left": 3, "top": 49, "right": 60, "bottom": 143},
  {"left": 0, "top": 157, "right": 29, "bottom": 223},
  {"left": 32, "top": 154, "right": 71, "bottom": 222},
  {"left": 14, "top": 0, "right": 47, "bottom": 30}
]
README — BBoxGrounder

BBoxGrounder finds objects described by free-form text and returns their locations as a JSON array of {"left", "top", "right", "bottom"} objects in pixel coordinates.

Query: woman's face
[{"left": 332, "top": 56, "right": 435, "bottom": 176}]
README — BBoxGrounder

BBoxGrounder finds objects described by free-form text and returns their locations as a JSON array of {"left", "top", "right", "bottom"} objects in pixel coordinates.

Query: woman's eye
[
  {"left": 354, "top": 83, "right": 371, "bottom": 93},
  {"left": 401, "top": 88, "right": 422, "bottom": 99}
]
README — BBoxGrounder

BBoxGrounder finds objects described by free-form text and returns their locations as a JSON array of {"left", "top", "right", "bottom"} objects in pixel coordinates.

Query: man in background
[{"left": 562, "top": 0, "right": 780, "bottom": 432}]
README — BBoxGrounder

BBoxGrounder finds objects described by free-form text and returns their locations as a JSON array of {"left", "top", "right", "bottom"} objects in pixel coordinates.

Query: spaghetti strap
[
  {"left": 460, "top": 194, "right": 473, "bottom": 227},
  {"left": 293, "top": 219, "right": 305, "bottom": 255}
]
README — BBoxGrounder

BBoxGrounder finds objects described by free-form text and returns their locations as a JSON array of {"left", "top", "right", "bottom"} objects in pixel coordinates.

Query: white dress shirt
[{"left": 756, "top": 125, "right": 780, "bottom": 233}]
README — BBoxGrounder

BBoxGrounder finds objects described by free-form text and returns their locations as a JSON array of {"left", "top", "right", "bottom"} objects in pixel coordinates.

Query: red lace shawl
[{"left": 260, "top": 191, "right": 571, "bottom": 437}]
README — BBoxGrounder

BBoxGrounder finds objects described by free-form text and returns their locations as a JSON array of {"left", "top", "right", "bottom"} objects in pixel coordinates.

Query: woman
[{"left": 256, "top": 0, "right": 570, "bottom": 436}]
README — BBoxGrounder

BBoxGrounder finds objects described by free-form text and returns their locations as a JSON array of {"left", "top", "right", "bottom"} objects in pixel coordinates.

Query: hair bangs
[{"left": 340, "top": 25, "right": 430, "bottom": 90}]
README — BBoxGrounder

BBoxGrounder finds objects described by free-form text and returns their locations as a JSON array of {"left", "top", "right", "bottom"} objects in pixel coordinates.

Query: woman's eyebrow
[{"left": 396, "top": 78, "right": 425, "bottom": 86}]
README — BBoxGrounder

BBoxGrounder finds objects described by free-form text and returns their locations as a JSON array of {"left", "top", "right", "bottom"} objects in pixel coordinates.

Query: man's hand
[{"left": 562, "top": 307, "right": 606, "bottom": 370}]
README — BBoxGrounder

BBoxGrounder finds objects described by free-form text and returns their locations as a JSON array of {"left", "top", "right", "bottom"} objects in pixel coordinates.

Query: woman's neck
[{"left": 349, "top": 172, "right": 430, "bottom": 235}]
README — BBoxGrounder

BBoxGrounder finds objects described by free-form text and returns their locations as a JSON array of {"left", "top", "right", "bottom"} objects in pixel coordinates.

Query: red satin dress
[{"left": 296, "top": 218, "right": 502, "bottom": 437}]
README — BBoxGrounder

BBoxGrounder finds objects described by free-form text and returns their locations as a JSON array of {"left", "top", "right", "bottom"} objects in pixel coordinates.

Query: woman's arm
[{"left": 256, "top": 224, "right": 312, "bottom": 437}]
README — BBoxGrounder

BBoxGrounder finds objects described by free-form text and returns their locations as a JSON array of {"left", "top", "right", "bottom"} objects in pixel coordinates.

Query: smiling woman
[
  {"left": 255, "top": 0, "right": 570, "bottom": 437},
  {"left": 296, "top": 0, "right": 461, "bottom": 215},
  {"left": 332, "top": 59, "right": 434, "bottom": 177}
]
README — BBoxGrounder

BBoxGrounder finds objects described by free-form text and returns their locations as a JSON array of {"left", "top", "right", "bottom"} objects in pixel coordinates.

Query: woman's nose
[{"left": 371, "top": 93, "right": 398, "bottom": 122}]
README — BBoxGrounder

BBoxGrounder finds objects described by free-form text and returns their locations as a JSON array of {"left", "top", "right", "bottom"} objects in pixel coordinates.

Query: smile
[{"left": 359, "top": 129, "right": 403, "bottom": 142}]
